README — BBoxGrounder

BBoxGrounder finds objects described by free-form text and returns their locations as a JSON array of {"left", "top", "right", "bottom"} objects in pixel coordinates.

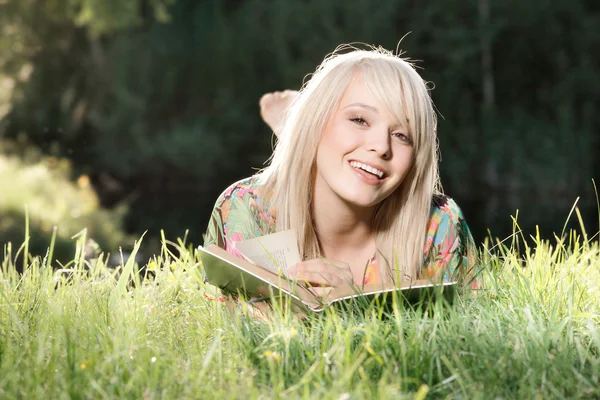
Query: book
[{"left": 199, "top": 230, "right": 456, "bottom": 312}]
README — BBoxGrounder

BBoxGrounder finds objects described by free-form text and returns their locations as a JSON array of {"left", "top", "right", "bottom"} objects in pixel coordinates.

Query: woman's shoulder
[
  {"left": 217, "top": 175, "right": 263, "bottom": 201},
  {"left": 205, "top": 175, "right": 275, "bottom": 249},
  {"left": 429, "top": 194, "right": 468, "bottom": 227},
  {"left": 423, "top": 194, "right": 479, "bottom": 286},
  {"left": 425, "top": 193, "right": 473, "bottom": 249},
  {"left": 211, "top": 175, "right": 271, "bottom": 228}
]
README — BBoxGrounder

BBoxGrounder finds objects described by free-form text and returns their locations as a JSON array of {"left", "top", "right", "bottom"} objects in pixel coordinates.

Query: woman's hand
[{"left": 288, "top": 258, "right": 354, "bottom": 288}]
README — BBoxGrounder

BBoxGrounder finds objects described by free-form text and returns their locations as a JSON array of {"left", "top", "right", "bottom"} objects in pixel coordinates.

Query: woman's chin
[{"left": 339, "top": 193, "right": 384, "bottom": 210}]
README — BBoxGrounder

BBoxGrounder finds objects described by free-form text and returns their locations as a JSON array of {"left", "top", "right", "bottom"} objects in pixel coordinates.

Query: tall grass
[{"left": 1, "top": 227, "right": 599, "bottom": 399}]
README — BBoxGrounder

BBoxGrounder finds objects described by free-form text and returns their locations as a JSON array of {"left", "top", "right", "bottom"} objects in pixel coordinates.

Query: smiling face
[{"left": 314, "top": 72, "right": 415, "bottom": 210}]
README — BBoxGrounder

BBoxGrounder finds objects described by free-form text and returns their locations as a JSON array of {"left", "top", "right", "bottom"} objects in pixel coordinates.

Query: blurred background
[{"left": 1, "top": 0, "right": 598, "bottom": 264}]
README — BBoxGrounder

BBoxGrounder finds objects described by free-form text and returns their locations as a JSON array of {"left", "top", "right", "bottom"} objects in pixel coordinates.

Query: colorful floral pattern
[{"left": 205, "top": 176, "right": 479, "bottom": 288}]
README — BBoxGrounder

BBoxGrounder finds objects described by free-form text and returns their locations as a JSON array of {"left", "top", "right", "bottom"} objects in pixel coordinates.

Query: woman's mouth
[{"left": 349, "top": 161, "right": 387, "bottom": 184}]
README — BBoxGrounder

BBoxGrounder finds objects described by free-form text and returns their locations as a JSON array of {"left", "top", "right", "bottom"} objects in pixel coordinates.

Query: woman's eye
[
  {"left": 350, "top": 117, "right": 368, "bottom": 126},
  {"left": 392, "top": 132, "right": 413, "bottom": 145}
]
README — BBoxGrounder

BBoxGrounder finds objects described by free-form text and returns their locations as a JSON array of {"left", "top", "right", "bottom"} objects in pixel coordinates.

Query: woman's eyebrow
[{"left": 342, "top": 103, "right": 379, "bottom": 113}]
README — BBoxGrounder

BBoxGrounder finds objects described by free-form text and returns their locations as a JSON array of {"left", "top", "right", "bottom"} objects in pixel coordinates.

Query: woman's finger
[
  {"left": 295, "top": 270, "right": 348, "bottom": 287},
  {"left": 290, "top": 260, "right": 353, "bottom": 284},
  {"left": 293, "top": 258, "right": 351, "bottom": 275}
]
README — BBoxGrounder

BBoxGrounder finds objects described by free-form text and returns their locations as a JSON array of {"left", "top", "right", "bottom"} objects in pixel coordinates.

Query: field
[{"left": 1, "top": 228, "right": 599, "bottom": 399}]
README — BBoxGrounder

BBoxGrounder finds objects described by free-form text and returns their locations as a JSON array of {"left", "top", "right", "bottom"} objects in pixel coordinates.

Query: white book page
[{"left": 233, "top": 229, "right": 300, "bottom": 275}]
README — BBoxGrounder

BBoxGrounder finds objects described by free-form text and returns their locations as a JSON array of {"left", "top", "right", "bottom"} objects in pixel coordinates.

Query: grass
[
  {"left": 1, "top": 228, "right": 599, "bottom": 399},
  {"left": 0, "top": 150, "right": 128, "bottom": 265}
]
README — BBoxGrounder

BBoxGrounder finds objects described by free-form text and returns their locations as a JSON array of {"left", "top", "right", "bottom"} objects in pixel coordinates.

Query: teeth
[{"left": 350, "top": 161, "right": 384, "bottom": 178}]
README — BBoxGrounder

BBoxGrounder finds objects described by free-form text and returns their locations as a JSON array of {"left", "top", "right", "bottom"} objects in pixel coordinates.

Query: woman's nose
[{"left": 366, "top": 128, "right": 392, "bottom": 159}]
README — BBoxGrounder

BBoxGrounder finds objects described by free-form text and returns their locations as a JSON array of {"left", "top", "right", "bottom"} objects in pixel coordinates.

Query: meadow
[{"left": 1, "top": 224, "right": 599, "bottom": 399}]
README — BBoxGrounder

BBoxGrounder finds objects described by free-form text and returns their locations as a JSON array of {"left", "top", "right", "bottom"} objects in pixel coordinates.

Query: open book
[{"left": 199, "top": 230, "right": 456, "bottom": 312}]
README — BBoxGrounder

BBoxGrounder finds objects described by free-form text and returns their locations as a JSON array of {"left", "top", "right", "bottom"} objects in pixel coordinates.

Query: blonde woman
[{"left": 204, "top": 45, "right": 478, "bottom": 301}]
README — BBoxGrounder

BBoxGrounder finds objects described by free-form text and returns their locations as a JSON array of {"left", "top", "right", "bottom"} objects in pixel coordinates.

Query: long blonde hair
[{"left": 258, "top": 45, "right": 441, "bottom": 283}]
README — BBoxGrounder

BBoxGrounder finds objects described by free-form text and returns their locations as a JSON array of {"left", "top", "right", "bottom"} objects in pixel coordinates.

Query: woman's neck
[{"left": 311, "top": 185, "right": 376, "bottom": 259}]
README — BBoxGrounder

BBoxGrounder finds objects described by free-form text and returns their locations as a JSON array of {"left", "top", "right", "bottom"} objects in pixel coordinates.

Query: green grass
[
  {"left": 1, "top": 229, "right": 599, "bottom": 399},
  {"left": 0, "top": 150, "right": 128, "bottom": 264}
]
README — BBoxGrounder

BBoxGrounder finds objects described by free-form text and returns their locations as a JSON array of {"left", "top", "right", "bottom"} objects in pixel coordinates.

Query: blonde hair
[{"left": 258, "top": 44, "right": 441, "bottom": 283}]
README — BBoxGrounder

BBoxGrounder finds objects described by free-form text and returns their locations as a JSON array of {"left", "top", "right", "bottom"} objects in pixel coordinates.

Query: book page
[
  {"left": 326, "top": 280, "right": 457, "bottom": 303},
  {"left": 233, "top": 229, "right": 301, "bottom": 275},
  {"left": 199, "top": 245, "right": 320, "bottom": 308}
]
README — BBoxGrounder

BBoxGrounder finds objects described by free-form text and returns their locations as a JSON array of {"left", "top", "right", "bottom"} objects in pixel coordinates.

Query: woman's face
[{"left": 314, "top": 73, "right": 415, "bottom": 210}]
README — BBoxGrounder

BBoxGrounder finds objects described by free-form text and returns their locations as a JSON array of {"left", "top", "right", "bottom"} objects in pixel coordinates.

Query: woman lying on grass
[{"left": 204, "top": 44, "right": 479, "bottom": 313}]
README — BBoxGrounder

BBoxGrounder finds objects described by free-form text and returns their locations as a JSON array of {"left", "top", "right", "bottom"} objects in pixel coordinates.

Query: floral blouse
[{"left": 204, "top": 176, "right": 479, "bottom": 289}]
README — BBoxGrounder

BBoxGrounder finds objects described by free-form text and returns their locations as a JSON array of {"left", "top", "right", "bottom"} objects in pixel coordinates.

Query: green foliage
[
  {"left": 0, "top": 0, "right": 599, "bottom": 242},
  {"left": 0, "top": 231, "right": 598, "bottom": 398},
  {"left": 69, "top": 0, "right": 176, "bottom": 36},
  {"left": 0, "top": 143, "right": 128, "bottom": 265}
]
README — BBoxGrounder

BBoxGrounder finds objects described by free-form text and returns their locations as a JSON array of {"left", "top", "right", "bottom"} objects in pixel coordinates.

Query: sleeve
[
  {"left": 422, "top": 196, "right": 481, "bottom": 290},
  {"left": 203, "top": 178, "right": 263, "bottom": 258},
  {"left": 203, "top": 190, "right": 228, "bottom": 249},
  {"left": 201, "top": 178, "right": 255, "bottom": 289}
]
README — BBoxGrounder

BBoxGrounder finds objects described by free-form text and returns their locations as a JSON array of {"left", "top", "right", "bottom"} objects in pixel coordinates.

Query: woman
[{"left": 204, "top": 45, "right": 478, "bottom": 298}]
